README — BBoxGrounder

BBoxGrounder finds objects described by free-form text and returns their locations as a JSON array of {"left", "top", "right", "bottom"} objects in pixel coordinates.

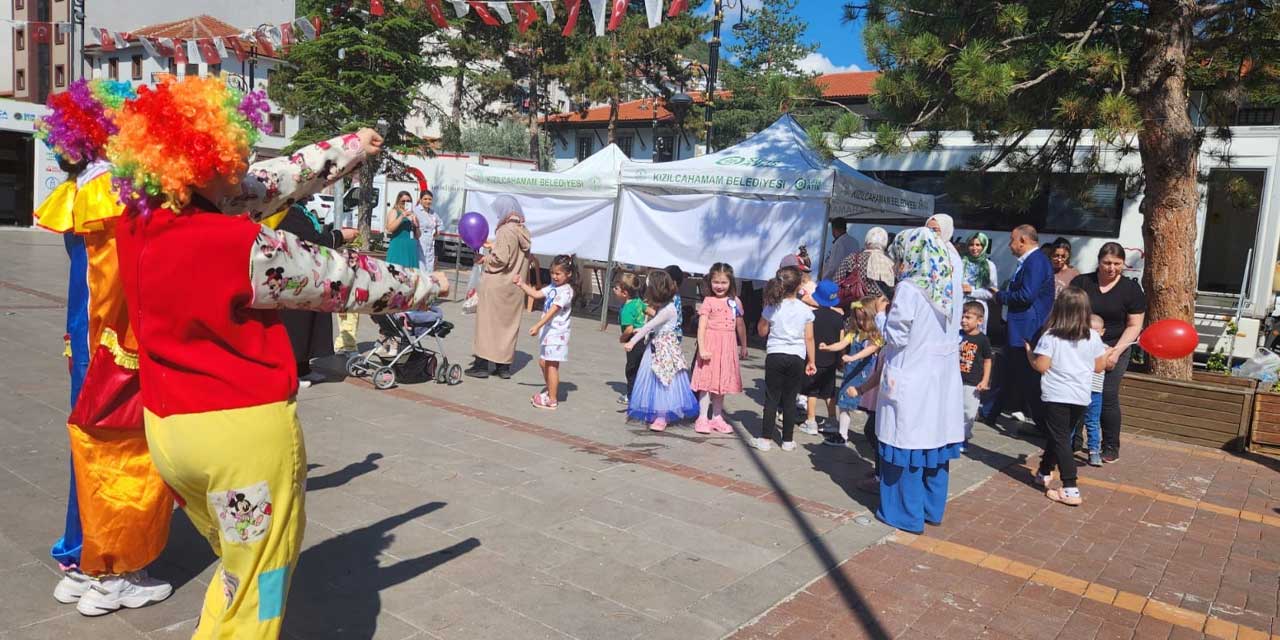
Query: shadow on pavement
[
  {"left": 284, "top": 502, "right": 480, "bottom": 639},
  {"left": 306, "top": 453, "right": 385, "bottom": 492}
]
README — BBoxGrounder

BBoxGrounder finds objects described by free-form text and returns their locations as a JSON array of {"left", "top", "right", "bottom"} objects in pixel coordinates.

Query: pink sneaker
[
  {"left": 531, "top": 393, "right": 558, "bottom": 411},
  {"left": 694, "top": 416, "right": 712, "bottom": 434},
  {"left": 649, "top": 418, "right": 668, "bottom": 432},
  {"left": 710, "top": 416, "right": 734, "bottom": 433}
]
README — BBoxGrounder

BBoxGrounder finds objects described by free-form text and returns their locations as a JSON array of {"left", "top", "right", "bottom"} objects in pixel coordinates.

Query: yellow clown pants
[
  {"left": 144, "top": 401, "right": 306, "bottom": 639},
  {"left": 334, "top": 313, "right": 360, "bottom": 352}
]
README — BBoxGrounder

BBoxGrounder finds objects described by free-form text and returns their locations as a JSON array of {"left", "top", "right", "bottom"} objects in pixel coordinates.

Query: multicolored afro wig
[
  {"left": 35, "top": 79, "right": 135, "bottom": 165},
  {"left": 106, "top": 75, "right": 270, "bottom": 215}
]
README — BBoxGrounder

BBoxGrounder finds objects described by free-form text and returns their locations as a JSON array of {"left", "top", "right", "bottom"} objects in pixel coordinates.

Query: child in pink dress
[{"left": 691, "top": 263, "right": 748, "bottom": 434}]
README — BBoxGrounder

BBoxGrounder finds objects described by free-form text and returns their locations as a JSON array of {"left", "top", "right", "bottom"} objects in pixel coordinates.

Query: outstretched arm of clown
[
  {"left": 224, "top": 129, "right": 383, "bottom": 221},
  {"left": 247, "top": 225, "right": 449, "bottom": 313}
]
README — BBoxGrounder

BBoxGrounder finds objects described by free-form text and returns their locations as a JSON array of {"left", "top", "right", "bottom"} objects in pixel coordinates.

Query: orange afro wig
[{"left": 106, "top": 76, "right": 269, "bottom": 215}]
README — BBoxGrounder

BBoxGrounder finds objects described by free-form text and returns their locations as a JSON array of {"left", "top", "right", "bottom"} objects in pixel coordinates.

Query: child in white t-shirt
[
  {"left": 754, "top": 266, "right": 817, "bottom": 452},
  {"left": 1027, "top": 287, "right": 1108, "bottom": 507},
  {"left": 516, "top": 254, "right": 580, "bottom": 411}
]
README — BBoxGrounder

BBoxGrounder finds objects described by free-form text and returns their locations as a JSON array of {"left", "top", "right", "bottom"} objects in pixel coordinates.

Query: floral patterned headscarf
[
  {"left": 891, "top": 227, "right": 955, "bottom": 319},
  {"left": 962, "top": 232, "right": 993, "bottom": 289}
]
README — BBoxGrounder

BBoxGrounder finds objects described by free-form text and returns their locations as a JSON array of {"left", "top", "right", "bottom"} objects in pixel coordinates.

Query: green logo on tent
[{"left": 715, "top": 155, "right": 785, "bottom": 168}]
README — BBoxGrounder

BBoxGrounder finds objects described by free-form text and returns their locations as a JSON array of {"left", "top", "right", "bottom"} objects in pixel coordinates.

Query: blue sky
[{"left": 709, "top": 1, "right": 871, "bottom": 73}]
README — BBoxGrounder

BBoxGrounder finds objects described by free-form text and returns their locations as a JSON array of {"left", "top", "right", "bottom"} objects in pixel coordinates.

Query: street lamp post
[
  {"left": 704, "top": 0, "right": 722, "bottom": 154},
  {"left": 71, "top": 0, "right": 85, "bottom": 81},
  {"left": 667, "top": 92, "right": 693, "bottom": 161}
]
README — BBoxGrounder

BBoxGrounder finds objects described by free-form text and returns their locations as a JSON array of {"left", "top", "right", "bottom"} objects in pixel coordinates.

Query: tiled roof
[
  {"left": 543, "top": 94, "right": 711, "bottom": 126},
  {"left": 131, "top": 15, "right": 245, "bottom": 40},
  {"left": 544, "top": 72, "right": 882, "bottom": 125},
  {"left": 816, "top": 71, "right": 881, "bottom": 99}
]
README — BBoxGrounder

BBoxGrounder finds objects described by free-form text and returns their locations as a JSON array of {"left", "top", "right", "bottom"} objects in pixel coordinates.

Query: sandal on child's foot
[
  {"left": 1045, "top": 488, "right": 1082, "bottom": 506},
  {"left": 710, "top": 416, "right": 734, "bottom": 434},
  {"left": 649, "top": 419, "right": 668, "bottom": 432},
  {"left": 694, "top": 416, "right": 712, "bottom": 434},
  {"left": 531, "top": 393, "right": 558, "bottom": 411}
]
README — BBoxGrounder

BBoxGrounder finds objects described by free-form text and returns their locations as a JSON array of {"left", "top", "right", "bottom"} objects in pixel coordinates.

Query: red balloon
[{"left": 1138, "top": 319, "right": 1198, "bottom": 360}]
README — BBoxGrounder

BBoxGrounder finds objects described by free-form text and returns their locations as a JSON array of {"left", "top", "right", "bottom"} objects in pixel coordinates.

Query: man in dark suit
[{"left": 994, "top": 224, "right": 1057, "bottom": 430}]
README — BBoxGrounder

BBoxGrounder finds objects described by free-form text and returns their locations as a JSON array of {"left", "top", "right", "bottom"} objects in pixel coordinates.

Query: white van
[{"left": 835, "top": 127, "right": 1280, "bottom": 358}]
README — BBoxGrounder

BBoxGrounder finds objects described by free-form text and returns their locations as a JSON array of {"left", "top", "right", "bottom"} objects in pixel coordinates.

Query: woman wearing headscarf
[
  {"left": 875, "top": 228, "right": 965, "bottom": 534},
  {"left": 467, "top": 195, "right": 532, "bottom": 379},
  {"left": 832, "top": 227, "right": 897, "bottom": 305},
  {"left": 927, "top": 213, "right": 966, "bottom": 334},
  {"left": 961, "top": 232, "right": 999, "bottom": 330}
]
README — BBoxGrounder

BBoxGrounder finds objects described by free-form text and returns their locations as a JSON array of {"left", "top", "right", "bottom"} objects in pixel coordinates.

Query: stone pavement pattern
[{"left": 0, "top": 227, "right": 1276, "bottom": 639}]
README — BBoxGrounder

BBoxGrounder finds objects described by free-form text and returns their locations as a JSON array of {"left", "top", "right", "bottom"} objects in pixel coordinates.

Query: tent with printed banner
[
  {"left": 612, "top": 115, "right": 933, "bottom": 281},
  {"left": 462, "top": 143, "right": 627, "bottom": 261}
]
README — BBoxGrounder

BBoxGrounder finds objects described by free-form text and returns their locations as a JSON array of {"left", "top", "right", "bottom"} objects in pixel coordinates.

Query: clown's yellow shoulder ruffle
[
  {"left": 73, "top": 172, "right": 126, "bottom": 234},
  {"left": 33, "top": 181, "right": 78, "bottom": 233}
]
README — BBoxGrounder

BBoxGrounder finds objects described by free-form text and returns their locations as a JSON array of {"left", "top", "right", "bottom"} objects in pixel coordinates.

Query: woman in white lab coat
[{"left": 875, "top": 227, "right": 966, "bottom": 534}]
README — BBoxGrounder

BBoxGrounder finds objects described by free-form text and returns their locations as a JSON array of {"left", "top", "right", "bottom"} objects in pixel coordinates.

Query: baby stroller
[{"left": 346, "top": 308, "right": 463, "bottom": 389}]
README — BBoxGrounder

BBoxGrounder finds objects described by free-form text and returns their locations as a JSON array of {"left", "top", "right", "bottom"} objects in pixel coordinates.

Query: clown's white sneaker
[
  {"left": 53, "top": 568, "right": 95, "bottom": 603},
  {"left": 76, "top": 570, "right": 172, "bottom": 616}
]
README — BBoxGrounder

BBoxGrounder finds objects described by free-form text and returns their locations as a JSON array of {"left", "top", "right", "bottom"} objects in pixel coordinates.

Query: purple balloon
[{"left": 458, "top": 212, "right": 489, "bottom": 251}]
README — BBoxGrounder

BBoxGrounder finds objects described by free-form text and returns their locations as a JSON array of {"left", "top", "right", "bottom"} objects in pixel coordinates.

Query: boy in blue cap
[{"left": 800, "top": 279, "right": 845, "bottom": 435}]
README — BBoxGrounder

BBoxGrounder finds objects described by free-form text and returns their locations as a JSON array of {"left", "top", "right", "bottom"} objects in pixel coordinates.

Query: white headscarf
[
  {"left": 492, "top": 194, "right": 525, "bottom": 227},
  {"left": 928, "top": 213, "right": 955, "bottom": 245},
  {"left": 864, "top": 226, "right": 888, "bottom": 251}
]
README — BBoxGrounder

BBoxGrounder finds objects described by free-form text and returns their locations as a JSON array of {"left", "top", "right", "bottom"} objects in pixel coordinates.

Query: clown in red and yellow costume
[{"left": 106, "top": 76, "right": 448, "bottom": 637}]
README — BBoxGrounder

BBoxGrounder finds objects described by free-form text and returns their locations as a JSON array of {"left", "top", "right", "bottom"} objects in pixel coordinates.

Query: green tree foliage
[
  {"left": 459, "top": 119, "right": 554, "bottom": 169},
  {"left": 551, "top": 0, "right": 709, "bottom": 144},
  {"left": 273, "top": 1, "right": 445, "bottom": 240},
  {"left": 429, "top": 12, "right": 517, "bottom": 152},
  {"left": 714, "top": 0, "right": 843, "bottom": 150},
  {"left": 844, "top": 0, "right": 1280, "bottom": 379}
]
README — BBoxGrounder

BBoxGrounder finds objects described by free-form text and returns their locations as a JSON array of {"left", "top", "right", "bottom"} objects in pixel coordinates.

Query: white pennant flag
[
  {"left": 448, "top": 1, "right": 469, "bottom": 17},
  {"left": 292, "top": 17, "right": 317, "bottom": 41},
  {"left": 187, "top": 39, "right": 200, "bottom": 63},
  {"left": 140, "top": 36, "right": 158, "bottom": 58},
  {"left": 111, "top": 32, "right": 127, "bottom": 49},
  {"left": 267, "top": 24, "right": 284, "bottom": 47},
  {"left": 587, "top": 0, "right": 607, "bottom": 36},
  {"left": 644, "top": 0, "right": 662, "bottom": 27},
  {"left": 487, "top": 1, "right": 513, "bottom": 23},
  {"left": 537, "top": 0, "right": 555, "bottom": 22},
  {"left": 158, "top": 37, "right": 175, "bottom": 57},
  {"left": 214, "top": 37, "right": 228, "bottom": 60}
]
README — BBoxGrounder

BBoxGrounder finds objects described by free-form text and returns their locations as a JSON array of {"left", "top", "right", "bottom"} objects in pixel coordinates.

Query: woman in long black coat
[{"left": 277, "top": 203, "right": 357, "bottom": 386}]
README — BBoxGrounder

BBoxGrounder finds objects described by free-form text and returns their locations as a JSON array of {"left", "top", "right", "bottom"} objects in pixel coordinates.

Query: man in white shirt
[{"left": 821, "top": 219, "right": 860, "bottom": 281}]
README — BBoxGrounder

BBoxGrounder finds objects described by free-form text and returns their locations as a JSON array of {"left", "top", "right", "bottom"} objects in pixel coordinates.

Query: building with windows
[
  {"left": 8, "top": 0, "right": 74, "bottom": 104},
  {"left": 81, "top": 15, "right": 297, "bottom": 155}
]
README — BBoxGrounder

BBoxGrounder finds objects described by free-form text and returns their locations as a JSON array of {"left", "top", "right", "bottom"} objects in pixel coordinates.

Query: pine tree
[
  {"left": 429, "top": 13, "right": 516, "bottom": 153},
  {"left": 272, "top": 0, "right": 444, "bottom": 240},
  {"left": 845, "top": 0, "right": 1280, "bottom": 379},
  {"left": 551, "top": 1, "right": 709, "bottom": 145}
]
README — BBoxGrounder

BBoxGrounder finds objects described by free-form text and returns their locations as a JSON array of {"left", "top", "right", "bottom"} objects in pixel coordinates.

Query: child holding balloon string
[{"left": 1025, "top": 286, "right": 1109, "bottom": 507}]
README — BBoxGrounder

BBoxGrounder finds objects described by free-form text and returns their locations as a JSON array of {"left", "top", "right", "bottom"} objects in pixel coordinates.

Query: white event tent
[
  {"left": 612, "top": 115, "right": 934, "bottom": 281},
  {"left": 463, "top": 143, "right": 628, "bottom": 261}
]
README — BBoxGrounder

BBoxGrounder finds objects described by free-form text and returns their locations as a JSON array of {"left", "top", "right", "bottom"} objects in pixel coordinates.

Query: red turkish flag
[
  {"left": 667, "top": 0, "right": 689, "bottom": 17},
  {"left": 425, "top": 0, "right": 449, "bottom": 28},
  {"left": 369, "top": 0, "right": 385, "bottom": 16},
  {"left": 467, "top": 1, "right": 501, "bottom": 25},
  {"left": 173, "top": 39, "right": 188, "bottom": 65},
  {"left": 514, "top": 2, "right": 537, "bottom": 33},
  {"left": 227, "top": 37, "right": 249, "bottom": 63},
  {"left": 30, "top": 22, "right": 52, "bottom": 44},
  {"left": 561, "top": 0, "right": 582, "bottom": 35},
  {"left": 607, "top": 0, "right": 627, "bottom": 31},
  {"left": 279, "top": 22, "right": 294, "bottom": 51},
  {"left": 197, "top": 38, "right": 221, "bottom": 64},
  {"left": 96, "top": 27, "right": 115, "bottom": 50},
  {"left": 311, "top": 16, "right": 324, "bottom": 36},
  {"left": 254, "top": 31, "right": 277, "bottom": 58}
]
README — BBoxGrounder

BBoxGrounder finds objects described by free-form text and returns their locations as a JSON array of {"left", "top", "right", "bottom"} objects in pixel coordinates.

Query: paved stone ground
[{"left": 0, "top": 226, "right": 1276, "bottom": 640}]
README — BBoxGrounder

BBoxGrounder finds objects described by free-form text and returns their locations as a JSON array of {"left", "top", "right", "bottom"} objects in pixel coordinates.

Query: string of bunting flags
[
  {"left": 90, "top": 17, "right": 323, "bottom": 65},
  {"left": 6, "top": 0, "right": 691, "bottom": 68}
]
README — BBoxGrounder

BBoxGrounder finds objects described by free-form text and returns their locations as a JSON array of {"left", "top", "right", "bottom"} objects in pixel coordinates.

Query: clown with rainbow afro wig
[
  {"left": 29, "top": 77, "right": 185, "bottom": 618},
  {"left": 106, "top": 74, "right": 450, "bottom": 635}
]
